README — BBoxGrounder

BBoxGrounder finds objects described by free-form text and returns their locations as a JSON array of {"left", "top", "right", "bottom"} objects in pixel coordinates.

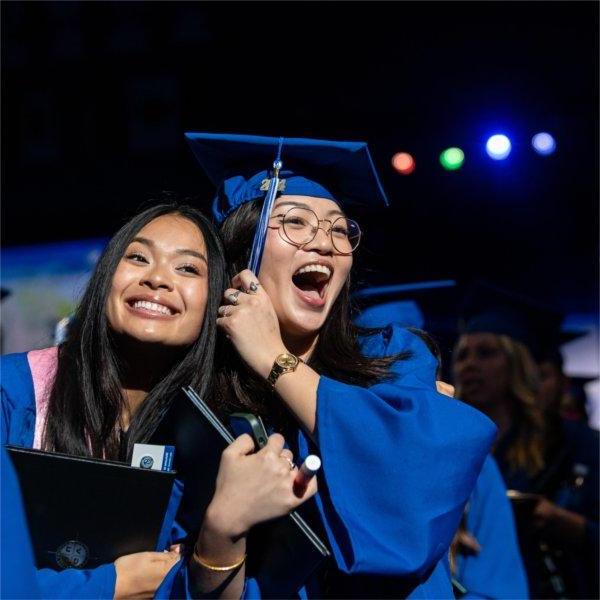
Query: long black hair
[
  {"left": 213, "top": 199, "right": 408, "bottom": 423},
  {"left": 42, "top": 202, "right": 227, "bottom": 460}
]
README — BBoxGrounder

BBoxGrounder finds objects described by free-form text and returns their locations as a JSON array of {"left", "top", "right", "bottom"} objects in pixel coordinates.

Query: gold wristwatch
[{"left": 267, "top": 352, "right": 300, "bottom": 386}]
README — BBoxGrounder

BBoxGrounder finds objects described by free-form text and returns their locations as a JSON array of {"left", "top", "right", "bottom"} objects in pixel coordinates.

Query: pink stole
[{"left": 26, "top": 346, "right": 58, "bottom": 450}]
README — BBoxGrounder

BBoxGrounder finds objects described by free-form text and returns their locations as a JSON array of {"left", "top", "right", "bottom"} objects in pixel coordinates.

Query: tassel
[{"left": 247, "top": 137, "right": 284, "bottom": 274}]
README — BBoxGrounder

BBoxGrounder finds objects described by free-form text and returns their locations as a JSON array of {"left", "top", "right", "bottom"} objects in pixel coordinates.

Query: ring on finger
[
  {"left": 248, "top": 281, "right": 260, "bottom": 294},
  {"left": 228, "top": 291, "right": 241, "bottom": 306}
]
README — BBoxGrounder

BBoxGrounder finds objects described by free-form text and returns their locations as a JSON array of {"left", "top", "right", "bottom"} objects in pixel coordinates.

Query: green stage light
[{"left": 440, "top": 147, "right": 464, "bottom": 171}]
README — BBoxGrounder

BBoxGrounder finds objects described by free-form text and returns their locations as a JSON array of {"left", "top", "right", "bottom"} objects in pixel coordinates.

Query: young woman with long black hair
[
  {"left": 183, "top": 132, "right": 498, "bottom": 598},
  {"left": 1, "top": 201, "right": 315, "bottom": 599}
]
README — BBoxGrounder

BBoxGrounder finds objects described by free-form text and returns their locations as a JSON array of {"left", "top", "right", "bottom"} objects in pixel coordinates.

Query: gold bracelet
[{"left": 192, "top": 548, "right": 247, "bottom": 572}]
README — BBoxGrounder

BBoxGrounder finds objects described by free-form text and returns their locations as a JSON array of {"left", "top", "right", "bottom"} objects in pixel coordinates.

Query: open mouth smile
[
  {"left": 126, "top": 298, "right": 178, "bottom": 318},
  {"left": 291, "top": 263, "right": 333, "bottom": 307}
]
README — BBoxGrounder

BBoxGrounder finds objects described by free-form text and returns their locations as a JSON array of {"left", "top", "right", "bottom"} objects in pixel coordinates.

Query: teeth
[
  {"left": 133, "top": 300, "right": 173, "bottom": 315},
  {"left": 295, "top": 264, "right": 331, "bottom": 278}
]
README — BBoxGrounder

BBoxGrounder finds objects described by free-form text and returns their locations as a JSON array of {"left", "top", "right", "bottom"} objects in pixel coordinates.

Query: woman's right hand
[
  {"left": 205, "top": 433, "right": 317, "bottom": 538},
  {"left": 114, "top": 547, "right": 180, "bottom": 599}
]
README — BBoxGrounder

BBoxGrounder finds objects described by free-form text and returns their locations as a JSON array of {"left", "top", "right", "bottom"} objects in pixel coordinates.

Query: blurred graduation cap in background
[
  {"left": 353, "top": 279, "right": 461, "bottom": 379},
  {"left": 185, "top": 132, "right": 388, "bottom": 272},
  {"left": 354, "top": 279, "right": 458, "bottom": 329},
  {"left": 458, "top": 281, "right": 589, "bottom": 362}
]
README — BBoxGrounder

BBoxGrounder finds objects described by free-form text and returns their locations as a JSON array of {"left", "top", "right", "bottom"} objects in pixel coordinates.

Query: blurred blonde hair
[
  {"left": 456, "top": 333, "right": 546, "bottom": 476},
  {"left": 497, "top": 334, "right": 546, "bottom": 475}
]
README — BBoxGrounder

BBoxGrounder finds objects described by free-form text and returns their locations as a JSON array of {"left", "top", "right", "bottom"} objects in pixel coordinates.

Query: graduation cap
[
  {"left": 353, "top": 280, "right": 460, "bottom": 379},
  {"left": 185, "top": 132, "right": 388, "bottom": 273},
  {"left": 353, "top": 280, "right": 458, "bottom": 330},
  {"left": 458, "top": 281, "right": 576, "bottom": 360}
]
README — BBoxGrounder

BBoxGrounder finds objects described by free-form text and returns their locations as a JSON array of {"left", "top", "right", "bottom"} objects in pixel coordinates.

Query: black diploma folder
[
  {"left": 6, "top": 446, "right": 176, "bottom": 570},
  {"left": 150, "top": 386, "right": 331, "bottom": 598}
]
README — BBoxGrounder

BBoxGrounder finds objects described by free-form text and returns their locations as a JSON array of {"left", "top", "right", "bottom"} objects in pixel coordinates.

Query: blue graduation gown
[
  {"left": 495, "top": 418, "right": 599, "bottom": 598},
  {"left": 0, "top": 351, "right": 185, "bottom": 600},
  {"left": 160, "top": 325, "right": 497, "bottom": 598},
  {"left": 455, "top": 455, "right": 529, "bottom": 599},
  {"left": 1, "top": 444, "right": 41, "bottom": 599}
]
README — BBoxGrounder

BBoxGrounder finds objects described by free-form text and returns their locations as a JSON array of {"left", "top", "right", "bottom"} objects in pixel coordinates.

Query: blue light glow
[
  {"left": 486, "top": 134, "right": 512, "bottom": 160},
  {"left": 532, "top": 132, "right": 556, "bottom": 155}
]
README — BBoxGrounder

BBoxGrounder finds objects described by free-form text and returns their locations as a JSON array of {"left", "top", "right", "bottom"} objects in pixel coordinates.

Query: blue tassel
[{"left": 247, "top": 137, "right": 284, "bottom": 274}]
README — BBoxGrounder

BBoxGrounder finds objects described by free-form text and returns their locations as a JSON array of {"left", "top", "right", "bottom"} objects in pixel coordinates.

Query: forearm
[
  {"left": 272, "top": 362, "right": 319, "bottom": 436},
  {"left": 544, "top": 505, "right": 587, "bottom": 548},
  {"left": 189, "top": 507, "right": 247, "bottom": 599}
]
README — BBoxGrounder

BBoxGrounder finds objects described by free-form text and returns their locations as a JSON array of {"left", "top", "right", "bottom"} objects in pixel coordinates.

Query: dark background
[{"left": 2, "top": 1, "right": 598, "bottom": 315}]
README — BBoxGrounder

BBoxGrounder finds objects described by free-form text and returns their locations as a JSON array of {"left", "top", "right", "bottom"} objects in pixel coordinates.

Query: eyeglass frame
[{"left": 268, "top": 206, "right": 362, "bottom": 255}]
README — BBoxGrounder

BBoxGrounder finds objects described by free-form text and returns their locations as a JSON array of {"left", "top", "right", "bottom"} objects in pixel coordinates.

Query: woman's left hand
[{"left": 217, "top": 270, "right": 288, "bottom": 379}]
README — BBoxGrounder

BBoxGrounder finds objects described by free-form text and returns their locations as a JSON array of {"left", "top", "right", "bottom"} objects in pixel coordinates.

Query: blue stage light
[
  {"left": 486, "top": 134, "right": 512, "bottom": 160},
  {"left": 532, "top": 132, "right": 556, "bottom": 155}
]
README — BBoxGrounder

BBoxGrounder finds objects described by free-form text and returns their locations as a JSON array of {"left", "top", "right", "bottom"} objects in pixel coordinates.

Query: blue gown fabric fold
[
  {"left": 297, "top": 325, "right": 497, "bottom": 597},
  {"left": 455, "top": 455, "right": 529, "bottom": 599}
]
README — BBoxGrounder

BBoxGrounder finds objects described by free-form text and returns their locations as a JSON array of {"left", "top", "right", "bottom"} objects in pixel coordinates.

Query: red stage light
[{"left": 392, "top": 152, "right": 416, "bottom": 175}]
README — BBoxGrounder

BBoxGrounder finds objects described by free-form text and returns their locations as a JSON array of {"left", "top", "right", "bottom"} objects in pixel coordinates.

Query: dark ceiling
[{"left": 2, "top": 1, "right": 598, "bottom": 313}]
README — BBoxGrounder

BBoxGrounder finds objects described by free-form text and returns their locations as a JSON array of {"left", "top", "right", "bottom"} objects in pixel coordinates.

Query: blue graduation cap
[
  {"left": 353, "top": 280, "right": 458, "bottom": 330},
  {"left": 185, "top": 132, "right": 389, "bottom": 273},
  {"left": 459, "top": 281, "right": 572, "bottom": 360},
  {"left": 353, "top": 280, "right": 460, "bottom": 379}
]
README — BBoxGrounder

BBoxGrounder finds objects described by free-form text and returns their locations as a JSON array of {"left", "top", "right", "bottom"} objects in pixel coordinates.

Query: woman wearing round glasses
[{"left": 184, "top": 134, "right": 497, "bottom": 598}]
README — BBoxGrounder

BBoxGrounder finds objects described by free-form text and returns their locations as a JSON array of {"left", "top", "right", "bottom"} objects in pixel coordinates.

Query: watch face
[{"left": 277, "top": 353, "right": 298, "bottom": 368}]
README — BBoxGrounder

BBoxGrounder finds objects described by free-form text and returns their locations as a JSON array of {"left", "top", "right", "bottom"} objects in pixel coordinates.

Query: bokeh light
[
  {"left": 486, "top": 134, "right": 512, "bottom": 160},
  {"left": 391, "top": 152, "right": 416, "bottom": 175},
  {"left": 439, "top": 147, "right": 465, "bottom": 171},
  {"left": 532, "top": 132, "right": 556, "bottom": 155}
]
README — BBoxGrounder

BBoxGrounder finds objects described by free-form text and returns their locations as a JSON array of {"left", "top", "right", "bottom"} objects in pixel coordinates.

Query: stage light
[
  {"left": 532, "top": 132, "right": 556, "bottom": 155},
  {"left": 391, "top": 152, "right": 416, "bottom": 175},
  {"left": 439, "top": 147, "right": 464, "bottom": 171},
  {"left": 486, "top": 134, "right": 512, "bottom": 160}
]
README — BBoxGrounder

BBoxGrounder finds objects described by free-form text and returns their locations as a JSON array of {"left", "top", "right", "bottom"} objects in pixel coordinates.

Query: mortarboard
[
  {"left": 458, "top": 281, "right": 575, "bottom": 360},
  {"left": 353, "top": 280, "right": 458, "bottom": 330},
  {"left": 185, "top": 132, "right": 388, "bottom": 273},
  {"left": 353, "top": 280, "right": 460, "bottom": 378}
]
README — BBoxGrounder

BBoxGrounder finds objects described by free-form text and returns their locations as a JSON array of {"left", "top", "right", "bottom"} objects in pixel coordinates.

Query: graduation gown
[
  {"left": 454, "top": 455, "right": 529, "bottom": 599},
  {"left": 495, "top": 418, "right": 599, "bottom": 599},
  {"left": 1, "top": 444, "right": 42, "bottom": 599},
  {"left": 161, "top": 325, "right": 498, "bottom": 598},
  {"left": 0, "top": 348, "right": 186, "bottom": 599}
]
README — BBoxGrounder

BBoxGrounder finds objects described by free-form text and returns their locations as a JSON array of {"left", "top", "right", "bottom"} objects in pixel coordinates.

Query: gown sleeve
[
  {"left": 1, "top": 444, "right": 41, "bottom": 599},
  {"left": 457, "top": 455, "right": 529, "bottom": 599},
  {"left": 309, "top": 325, "right": 497, "bottom": 580},
  {"left": 1, "top": 353, "right": 118, "bottom": 599}
]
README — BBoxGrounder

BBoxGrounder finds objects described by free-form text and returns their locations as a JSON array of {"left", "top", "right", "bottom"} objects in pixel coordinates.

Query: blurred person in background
[
  {"left": 453, "top": 282, "right": 599, "bottom": 599},
  {"left": 356, "top": 284, "right": 528, "bottom": 599},
  {"left": 538, "top": 342, "right": 596, "bottom": 425}
]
